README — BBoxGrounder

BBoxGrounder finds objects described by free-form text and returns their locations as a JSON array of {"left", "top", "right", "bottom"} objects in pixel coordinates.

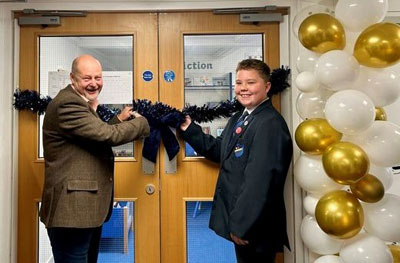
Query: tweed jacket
[
  {"left": 40, "top": 85, "right": 150, "bottom": 228},
  {"left": 182, "top": 99, "right": 292, "bottom": 252}
]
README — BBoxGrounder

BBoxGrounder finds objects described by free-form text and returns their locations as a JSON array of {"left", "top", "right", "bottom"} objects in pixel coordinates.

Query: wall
[
  {"left": 0, "top": 1, "right": 343, "bottom": 263},
  {"left": 0, "top": 7, "right": 15, "bottom": 263}
]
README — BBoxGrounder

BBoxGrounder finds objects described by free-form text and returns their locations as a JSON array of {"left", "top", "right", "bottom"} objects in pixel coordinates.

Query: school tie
[
  {"left": 235, "top": 111, "right": 249, "bottom": 128},
  {"left": 228, "top": 111, "right": 249, "bottom": 147}
]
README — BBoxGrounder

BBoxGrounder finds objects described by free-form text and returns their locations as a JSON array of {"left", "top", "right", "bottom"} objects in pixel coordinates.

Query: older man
[{"left": 40, "top": 55, "right": 149, "bottom": 263}]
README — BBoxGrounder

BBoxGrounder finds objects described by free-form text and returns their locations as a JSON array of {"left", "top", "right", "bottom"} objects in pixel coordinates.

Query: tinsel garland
[{"left": 13, "top": 66, "right": 290, "bottom": 162}]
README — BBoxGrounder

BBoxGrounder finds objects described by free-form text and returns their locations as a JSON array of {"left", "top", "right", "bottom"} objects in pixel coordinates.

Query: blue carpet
[
  {"left": 98, "top": 229, "right": 134, "bottom": 262},
  {"left": 186, "top": 201, "right": 236, "bottom": 263},
  {"left": 97, "top": 201, "right": 235, "bottom": 263}
]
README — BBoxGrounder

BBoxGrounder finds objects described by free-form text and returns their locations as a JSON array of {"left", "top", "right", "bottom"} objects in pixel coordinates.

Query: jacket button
[{"left": 109, "top": 177, "right": 113, "bottom": 182}]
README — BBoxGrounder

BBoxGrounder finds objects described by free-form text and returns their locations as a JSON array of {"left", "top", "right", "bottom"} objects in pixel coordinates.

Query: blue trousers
[{"left": 47, "top": 226, "right": 103, "bottom": 263}]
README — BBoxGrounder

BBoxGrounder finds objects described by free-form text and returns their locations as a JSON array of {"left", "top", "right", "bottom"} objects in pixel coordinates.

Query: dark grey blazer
[
  {"left": 182, "top": 99, "right": 292, "bottom": 252},
  {"left": 40, "top": 85, "right": 150, "bottom": 228}
]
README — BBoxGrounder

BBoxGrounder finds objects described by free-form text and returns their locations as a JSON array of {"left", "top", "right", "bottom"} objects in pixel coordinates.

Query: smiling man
[
  {"left": 70, "top": 55, "right": 103, "bottom": 102},
  {"left": 40, "top": 55, "right": 150, "bottom": 263},
  {"left": 180, "top": 59, "right": 293, "bottom": 263}
]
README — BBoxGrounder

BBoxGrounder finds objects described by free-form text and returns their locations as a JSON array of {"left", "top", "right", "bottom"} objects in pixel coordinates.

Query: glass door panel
[
  {"left": 183, "top": 34, "right": 263, "bottom": 157},
  {"left": 38, "top": 35, "right": 134, "bottom": 158}
]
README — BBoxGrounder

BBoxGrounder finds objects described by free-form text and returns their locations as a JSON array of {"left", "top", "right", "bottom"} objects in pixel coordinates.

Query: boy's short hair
[{"left": 236, "top": 59, "right": 271, "bottom": 83}]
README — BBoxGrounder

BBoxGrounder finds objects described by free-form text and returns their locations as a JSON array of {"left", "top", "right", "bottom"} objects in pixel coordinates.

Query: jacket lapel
[
  {"left": 224, "top": 114, "right": 253, "bottom": 159},
  {"left": 66, "top": 85, "right": 99, "bottom": 118},
  {"left": 222, "top": 99, "right": 272, "bottom": 161}
]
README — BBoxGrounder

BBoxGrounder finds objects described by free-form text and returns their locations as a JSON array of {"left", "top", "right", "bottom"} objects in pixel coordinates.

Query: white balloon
[
  {"left": 314, "top": 255, "right": 344, "bottom": 263},
  {"left": 335, "top": 0, "right": 388, "bottom": 32},
  {"left": 363, "top": 193, "right": 400, "bottom": 242},
  {"left": 296, "top": 71, "right": 319, "bottom": 93},
  {"left": 297, "top": 47, "right": 320, "bottom": 72},
  {"left": 340, "top": 233, "right": 393, "bottom": 263},
  {"left": 352, "top": 66, "right": 400, "bottom": 107},
  {"left": 294, "top": 154, "right": 343, "bottom": 194},
  {"left": 354, "top": 121, "right": 400, "bottom": 167},
  {"left": 325, "top": 89, "right": 375, "bottom": 135},
  {"left": 296, "top": 89, "right": 333, "bottom": 120},
  {"left": 301, "top": 215, "right": 344, "bottom": 255},
  {"left": 369, "top": 164, "right": 394, "bottom": 191},
  {"left": 315, "top": 50, "right": 359, "bottom": 91},
  {"left": 304, "top": 194, "right": 320, "bottom": 216}
]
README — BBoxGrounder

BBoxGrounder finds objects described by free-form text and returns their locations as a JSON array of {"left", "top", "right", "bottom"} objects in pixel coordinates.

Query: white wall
[
  {"left": 0, "top": 6, "right": 16, "bottom": 263},
  {"left": 389, "top": 0, "right": 400, "bottom": 11},
  {"left": 2, "top": 0, "right": 368, "bottom": 263}
]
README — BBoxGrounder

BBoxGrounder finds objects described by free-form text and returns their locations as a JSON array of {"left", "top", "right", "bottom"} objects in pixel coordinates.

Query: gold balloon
[
  {"left": 315, "top": 190, "right": 364, "bottom": 239},
  {"left": 389, "top": 244, "right": 400, "bottom": 263},
  {"left": 298, "top": 13, "right": 346, "bottom": 53},
  {"left": 322, "top": 142, "right": 369, "bottom": 185},
  {"left": 375, "top": 107, "right": 387, "bottom": 121},
  {"left": 354, "top": 23, "right": 400, "bottom": 68},
  {"left": 350, "top": 174, "right": 385, "bottom": 203},
  {"left": 295, "top": 118, "right": 342, "bottom": 155}
]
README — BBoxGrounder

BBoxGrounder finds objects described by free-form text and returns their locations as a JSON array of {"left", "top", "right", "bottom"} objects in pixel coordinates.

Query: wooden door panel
[
  {"left": 18, "top": 11, "right": 282, "bottom": 263},
  {"left": 159, "top": 12, "right": 281, "bottom": 263},
  {"left": 17, "top": 12, "right": 159, "bottom": 263}
]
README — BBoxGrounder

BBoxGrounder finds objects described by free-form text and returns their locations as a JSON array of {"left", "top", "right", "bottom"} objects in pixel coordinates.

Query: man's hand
[
  {"left": 230, "top": 233, "right": 249, "bottom": 246},
  {"left": 117, "top": 106, "right": 133, "bottom": 121},
  {"left": 132, "top": 111, "right": 142, "bottom": 118},
  {"left": 180, "top": 115, "right": 192, "bottom": 131}
]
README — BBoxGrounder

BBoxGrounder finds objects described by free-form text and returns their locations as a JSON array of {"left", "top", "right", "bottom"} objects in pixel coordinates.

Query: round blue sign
[
  {"left": 163, "top": 70, "right": 175, "bottom": 82},
  {"left": 142, "top": 70, "right": 153, "bottom": 82}
]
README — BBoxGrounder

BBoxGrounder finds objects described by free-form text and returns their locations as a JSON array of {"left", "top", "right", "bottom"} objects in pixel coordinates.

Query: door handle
[{"left": 145, "top": 184, "right": 155, "bottom": 195}]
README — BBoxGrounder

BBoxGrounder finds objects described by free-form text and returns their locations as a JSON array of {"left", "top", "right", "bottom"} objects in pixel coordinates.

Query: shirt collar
[
  {"left": 245, "top": 97, "right": 269, "bottom": 115},
  {"left": 71, "top": 84, "right": 89, "bottom": 103}
]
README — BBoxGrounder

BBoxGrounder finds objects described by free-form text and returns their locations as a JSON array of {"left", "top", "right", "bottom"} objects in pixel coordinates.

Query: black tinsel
[
  {"left": 13, "top": 89, "right": 52, "bottom": 115},
  {"left": 13, "top": 65, "right": 290, "bottom": 162},
  {"left": 96, "top": 105, "right": 120, "bottom": 123},
  {"left": 269, "top": 66, "right": 291, "bottom": 96}
]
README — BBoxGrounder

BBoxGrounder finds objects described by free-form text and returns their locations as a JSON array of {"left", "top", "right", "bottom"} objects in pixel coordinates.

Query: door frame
[{"left": 1, "top": 3, "right": 300, "bottom": 263}]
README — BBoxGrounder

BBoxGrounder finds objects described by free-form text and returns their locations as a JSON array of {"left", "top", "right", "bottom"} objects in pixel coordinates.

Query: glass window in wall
[
  {"left": 38, "top": 35, "right": 134, "bottom": 158},
  {"left": 183, "top": 34, "right": 263, "bottom": 157}
]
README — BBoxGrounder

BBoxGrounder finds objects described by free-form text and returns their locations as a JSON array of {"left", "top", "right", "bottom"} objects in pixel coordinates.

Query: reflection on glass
[
  {"left": 186, "top": 201, "right": 235, "bottom": 263},
  {"left": 183, "top": 34, "right": 263, "bottom": 157},
  {"left": 38, "top": 36, "right": 134, "bottom": 158},
  {"left": 38, "top": 201, "right": 135, "bottom": 263}
]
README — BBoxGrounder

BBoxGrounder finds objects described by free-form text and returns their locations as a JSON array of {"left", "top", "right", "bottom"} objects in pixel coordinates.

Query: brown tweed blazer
[{"left": 40, "top": 85, "right": 150, "bottom": 228}]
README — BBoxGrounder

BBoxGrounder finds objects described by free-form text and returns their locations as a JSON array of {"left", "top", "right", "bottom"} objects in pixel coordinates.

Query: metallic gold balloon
[
  {"left": 322, "top": 142, "right": 369, "bottom": 185},
  {"left": 298, "top": 13, "right": 346, "bottom": 53},
  {"left": 295, "top": 118, "right": 342, "bottom": 155},
  {"left": 354, "top": 23, "right": 400, "bottom": 68},
  {"left": 350, "top": 174, "right": 385, "bottom": 203},
  {"left": 375, "top": 107, "right": 387, "bottom": 121},
  {"left": 389, "top": 244, "right": 400, "bottom": 263},
  {"left": 315, "top": 190, "right": 364, "bottom": 239}
]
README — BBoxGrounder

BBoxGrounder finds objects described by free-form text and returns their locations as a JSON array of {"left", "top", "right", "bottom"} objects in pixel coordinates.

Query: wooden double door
[{"left": 17, "top": 11, "right": 281, "bottom": 263}]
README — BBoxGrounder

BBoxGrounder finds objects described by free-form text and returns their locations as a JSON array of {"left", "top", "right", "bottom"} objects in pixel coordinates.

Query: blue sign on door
[
  {"left": 163, "top": 70, "right": 175, "bottom": 82},
  {"left": 142, "top": 70, "right": 153, "bottom": 82}
]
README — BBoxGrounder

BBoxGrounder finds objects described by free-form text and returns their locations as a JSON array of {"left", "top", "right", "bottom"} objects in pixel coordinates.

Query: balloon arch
[{"left": 293, "top": 1, "right": 400, "bottom": 263}]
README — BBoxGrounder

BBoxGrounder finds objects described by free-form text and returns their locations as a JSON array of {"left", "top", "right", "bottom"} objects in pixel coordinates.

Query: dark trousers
[
  {"left": 47, "top": 226, "right": 103, "bottom": 263},
  {"left": 234, "top": 243, "right": 276, "bottom": 263}
]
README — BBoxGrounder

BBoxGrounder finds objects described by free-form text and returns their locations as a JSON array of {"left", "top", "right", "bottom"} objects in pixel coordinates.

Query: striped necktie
[{"left": 228, "top": 111, "right": 249, "bottom": 147}]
